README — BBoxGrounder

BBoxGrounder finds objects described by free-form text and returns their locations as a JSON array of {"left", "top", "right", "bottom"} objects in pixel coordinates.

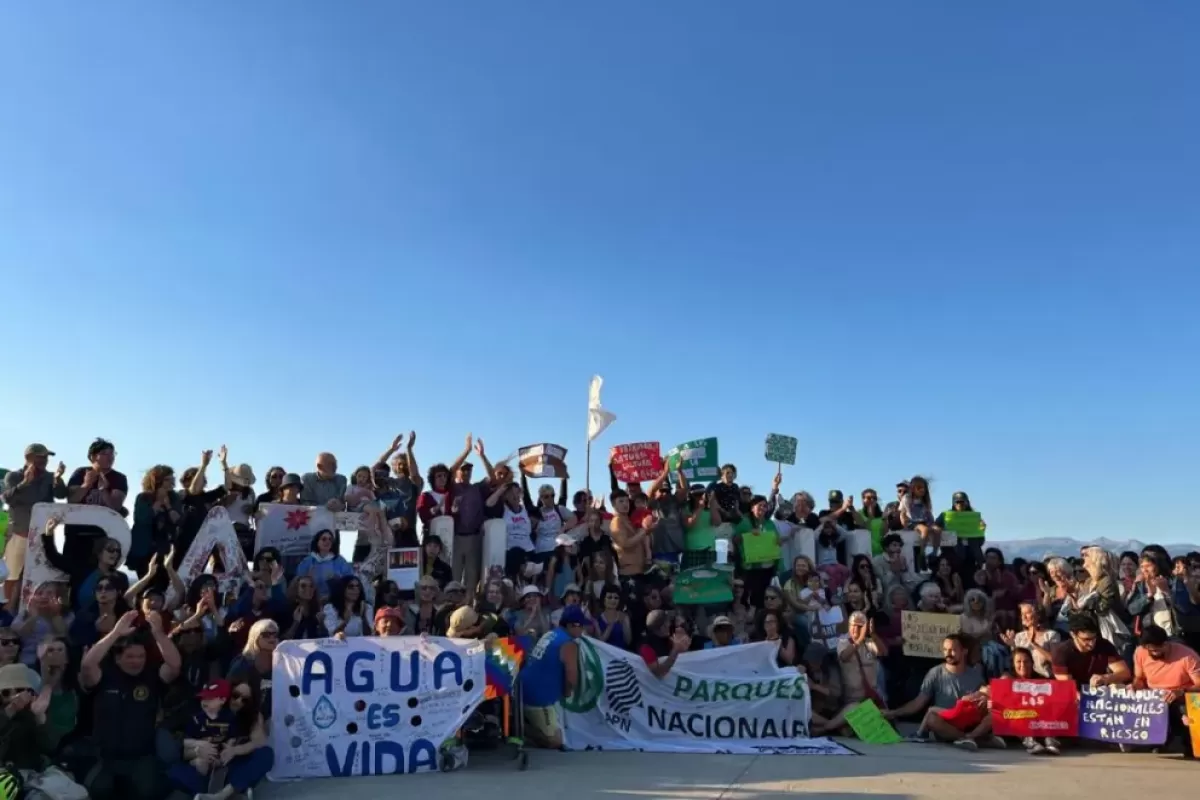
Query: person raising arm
[{"left": 81, "top": 609, "right": 181, "bottom": 689}]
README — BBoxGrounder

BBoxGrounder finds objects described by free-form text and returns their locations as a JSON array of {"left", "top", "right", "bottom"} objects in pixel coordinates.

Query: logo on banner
[
  {"left": 562, "top": 639, "right": 605, "bottom": 713},
  {"left": 605, "top": 660, "right": 643, "bottom": 716}
]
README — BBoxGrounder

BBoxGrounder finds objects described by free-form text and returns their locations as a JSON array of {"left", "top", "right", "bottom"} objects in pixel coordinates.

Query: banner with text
[
  {"left": 255, "top": 504, "right": 364, "bottom": 574},
  {"left": 609, "top": 442, "right": 663, "bottom": 483},
  {"left": 989, "top": 678, "right": 1078, "bottom": 738},
  {"left": 900, "top": 611, "right": 962, "bottom": 659},
  {"left": 1078, "top": 685, "right": 1169, "bottom": 745},
  {"left": 764, "top": 434, "right": 797, "bottom": 466},
  {"left": 561, "top": 637, "right": 850, "bottom": 755},
  {"left": 518, "top": 444, "right": 568, "bottom": 479},
  {"left": 270, "top": 636, "right": 486, "bottom": 780},
  {"left": 665, "top": 438, "right": 720, "bottom": 483}
]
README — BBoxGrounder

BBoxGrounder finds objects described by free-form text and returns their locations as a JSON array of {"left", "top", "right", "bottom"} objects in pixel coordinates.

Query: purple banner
[{"left": 1078, "top": 685, "right": 1169, "bottom": 745}]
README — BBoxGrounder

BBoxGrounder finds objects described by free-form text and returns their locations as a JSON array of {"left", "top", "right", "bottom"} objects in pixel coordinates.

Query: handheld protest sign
[
  {"left": 26, "top": 502, "right": 130, "bottom": 612},
  {"left": 764, "top": 434, "right": 797, "bottom": 466},
  {"left": 518, "top": 443, "right": 568, "bottom": 479},
  {"left": 167, "top": 506, "right": 250, "bottom": 608},
  {"left": 665, "top": 438, "right": 719, "bottom": 482},
  {"left": 609, "top": 442, "right": 663, "bottom": 483}
]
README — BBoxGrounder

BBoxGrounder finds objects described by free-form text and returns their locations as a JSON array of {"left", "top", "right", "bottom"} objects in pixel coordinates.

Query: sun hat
[
  {"left": 558, "top": 582, "right": 581, "bottom": 600},
  {"left": 520, "top": 584, "right": 543, "bottom": 600},
  {"left": 0, "top": 665, "right": 32, "bottom": 693},
  {"left": 23, "top": 444, "right": 54, "bottom": 458},
  {"left": 228, "top": 464, "right": 256, "bottom": 487},
  {"left": 446, "top": 606, "right": 480, "bottom": 637}
]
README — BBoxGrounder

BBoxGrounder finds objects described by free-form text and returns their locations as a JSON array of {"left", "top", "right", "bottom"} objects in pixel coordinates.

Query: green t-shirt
[
  {"left": 685, "top": 509, "right": 717, "bottom": 551},
  {"left": 735, "top": 518, "right": 781, "bottom": 568}
]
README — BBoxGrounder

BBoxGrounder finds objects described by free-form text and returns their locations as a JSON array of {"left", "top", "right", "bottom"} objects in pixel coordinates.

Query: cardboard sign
[
  {"left": 168, "top": 506, "right": 250, "bottom": 607},
  {"left": 1079, "top": 685, "right": 1169, "bottom": 745},
  {"left": 844, "top": 699, "right": 902, "bottom": 743},
  {"left": 672, "top": 566, "right": 734, "bottom": 605},
  {"left": 989, "top": 678, "right": 1079, "bottom": 738},
  {"left": 764, "top": 434, "right": 797, "bottom": 466},
  {"left": 665, "top": 438, "right": 719, "bottom": 483},
  {"left": 1186, "top": 692, "right": 1200, "bottom": 756},
  {"left": 387, "top": 547, "right": 421, "bottom": 591},
  {"left": 900, "top": 611, "right": 962, "bottom": 658},
  {"left": 610, "top": 442, "right": 663, "bottom": 483},
  {"left": 518, "top": 443, "right": 568, "bottom": 479},
  {"left": 26, "top": 503, "right": 131, "bottom": 612}
]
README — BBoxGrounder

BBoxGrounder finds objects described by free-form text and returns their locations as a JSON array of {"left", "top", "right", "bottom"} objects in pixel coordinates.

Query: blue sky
[{"left": 1, "top": 3, "right": 1197, "bottom": 545}]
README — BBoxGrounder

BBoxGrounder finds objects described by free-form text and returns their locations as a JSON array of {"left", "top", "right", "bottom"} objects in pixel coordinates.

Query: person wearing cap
[
  {"left": 375, "top": 606, "right": 405, "bottom": 636},
  {"left": 703, "top": 616, "right": 740, "bottom": 649},
  {"left": 519, "top": 604, "right": 589, "bottom": 748},
  {"left": 638, "top": 609, "right": 691, "bottom": 678},
  {"left": 550, "top": 582, "right": 589, "bottom": 627},
  {"left": 507, "top": 584, "right": 551, "bottom": 640},
  {"left": 2, "top": 444, "right": 67, "bottom": 602},
  {"left": 935, "top": 491, "right": 988, "bottom": 575},
  {"left": 446, "top": 605, "right": 485, "bottom": 638},
  {"left": 170, "top": 678, "right": 235, "bottom": 794},
  {"left": 0, "top": 661, "right": 59, "bottom": 776},
  {"left": 819, "top": 490, "right": 869, "bottom": 531}
]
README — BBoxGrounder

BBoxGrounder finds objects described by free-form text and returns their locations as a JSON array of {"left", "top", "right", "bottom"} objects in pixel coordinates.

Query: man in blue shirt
[{"left": 519, "top": 605, "right": 587, "bottom": 748}]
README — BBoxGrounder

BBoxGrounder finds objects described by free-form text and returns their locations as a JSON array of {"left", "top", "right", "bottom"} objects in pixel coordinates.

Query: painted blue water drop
[{"left": 312, "top": 695, "right": 338, "bottom": 730}]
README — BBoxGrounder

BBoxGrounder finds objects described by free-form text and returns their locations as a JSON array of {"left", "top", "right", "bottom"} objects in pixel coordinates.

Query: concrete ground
[{"left": 258, "top": 740, "right": 1194, "bottom": 799}]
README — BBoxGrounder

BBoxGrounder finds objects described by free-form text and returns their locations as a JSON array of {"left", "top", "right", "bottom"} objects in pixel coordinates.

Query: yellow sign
[
  {"left": 1186, "top": 692, "right": 1200, "bottom": 756},
  {"left": 901, "top": 611, "right": 962, "bottom": 659}
]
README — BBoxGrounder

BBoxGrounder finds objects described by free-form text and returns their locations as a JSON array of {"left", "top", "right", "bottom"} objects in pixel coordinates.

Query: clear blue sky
[{"left": 2, "top": 3, "right": 1197, "bottom": 545}]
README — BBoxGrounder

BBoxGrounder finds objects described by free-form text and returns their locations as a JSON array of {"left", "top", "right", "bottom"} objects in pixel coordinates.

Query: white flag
[{"left": 587, "top": 375, "right": 617, "bottom": 442}]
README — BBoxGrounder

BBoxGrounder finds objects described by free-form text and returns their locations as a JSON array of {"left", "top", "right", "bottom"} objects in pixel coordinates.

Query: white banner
[
  {"left": 254, "top": 503, "right": 364, "bottom": 572},
  {"left": 562, "top": 638, "right": 851, "bottom": 755},
  {"left": 270, "top": 636, "right": 486, "bottom": 780}
]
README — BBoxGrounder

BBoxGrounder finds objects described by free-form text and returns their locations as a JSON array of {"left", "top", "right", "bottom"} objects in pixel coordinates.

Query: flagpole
[{"left": 585, "top": 439, "right": 591, "bottom": 500}]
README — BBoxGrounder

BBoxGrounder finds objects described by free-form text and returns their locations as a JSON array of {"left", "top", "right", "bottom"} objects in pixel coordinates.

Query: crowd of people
[{"left": 0, "top": 434, "right": 1197, "bottom": 799}]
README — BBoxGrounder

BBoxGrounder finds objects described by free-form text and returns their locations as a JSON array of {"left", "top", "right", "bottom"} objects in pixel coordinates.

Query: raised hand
[
  {"left": 407, "top": 431, "right": 416, "bottom": 447},
  {"left": 474, "top": 437, "right": 486, "bottom": 456},
  {"left": 218, "top": 445, "right": 228, "bottom": 466},
  {"left": 200, "top": 450, "right": 214, "bottom": 465},
  {"left": 54, "top": 461, "right": 66, "bottom": 479},
  {"left": 115, "top": 610, "right": 142, "bottom": 637}
]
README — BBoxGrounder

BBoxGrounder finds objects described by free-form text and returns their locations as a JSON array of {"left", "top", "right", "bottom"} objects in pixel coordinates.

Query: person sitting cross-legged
[{"left": 884, "top": 633, "right": 1005, "bottom": 751}]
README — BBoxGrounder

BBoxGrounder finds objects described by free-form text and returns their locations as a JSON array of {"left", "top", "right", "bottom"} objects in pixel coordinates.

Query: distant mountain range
[{"left": 989, "top": 537, "right": 1199, "bottom": 562}]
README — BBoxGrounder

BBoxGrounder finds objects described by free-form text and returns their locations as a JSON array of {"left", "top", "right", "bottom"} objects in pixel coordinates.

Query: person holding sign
[
  {"left": 936, "top": 491, "right": 987, "bottom": 575},
  {"left": 732, "top": 495, "right": 781, "bottom": 608},
  {"left": 1132, "top": 624, "right": 1200, "bottom": 758}
]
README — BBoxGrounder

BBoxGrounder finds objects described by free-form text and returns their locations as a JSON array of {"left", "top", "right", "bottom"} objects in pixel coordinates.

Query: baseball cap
[
  {"left": 281, "top": 473, "right": 303, "bottom": 489},
  {"left": 559, "top": 582, "right": 581, "bottom": 599},
  {"left": 710, "top": 615, "right": 733, "bottom": 628},
  {"left": 828, "top": 490, "right": 844, "bottom": 503},
  {"left": 953, "top": 491, "right": 969, "bottom": 503},
  {"left": 197, "top": 679, "right": 231, "bottom": 701},
  {"left": 24, "top": 444, "right": 54, "bottom": 458},
  {"left": 520, "top": 584, "right": 543, "bottom": 599},
  {"left": 560, "top": 605, "right": 589, "bottom": 627}
]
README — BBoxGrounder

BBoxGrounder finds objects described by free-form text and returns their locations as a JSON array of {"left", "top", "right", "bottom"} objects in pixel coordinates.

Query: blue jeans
[{"left": 168, "top": 746, "right": 274, "bottom": 794}]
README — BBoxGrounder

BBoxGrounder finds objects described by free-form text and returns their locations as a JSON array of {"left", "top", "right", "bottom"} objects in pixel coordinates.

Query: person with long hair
[
  {"left": 176, "top": 574, "right": 225, "bottom": 643},
  {"left": 594, "top": 583, "right": 631, "bottom": 650},
  {"left": 253, "top": 467, "right": 286, "bottom": 513},
  {"left": 1118, "top": 551, "right": 1140, "bottom": 600},
  {"left": 323, "top": 576, "right": 372, "bottom": 639},
  {"left": 733, "top": 495, "right": 783, "bottom": 609},
  {"left": 851, "top": 555, "right": 884, "bottom": 609},
  {"left": 228, "top": 619, "right": 280, "bottom": 721},
  {"left": 281, "top": 575, "right": 324, "bottom": 640},
  {"left": 842, "top": 578, "right": 877, "bottom": 617},
  {"left": 1077, "top": 547, "right": 1134, "bottom": 656},
  {"left": 930, "top": 553, "right": 964, "bottom": 607},
  {"left": 130, "top": 465, "right": 181, "bottom": 577},
  {"left": 221, "top": 463, "right": 258, "bottom": 559},
  {"left": 1000, "top": 602, "right": 1061, "bottom": 678},
  {"left": 295, "top": 529, "right": 354, "bottom": 602},
  {"left": 68, "top": 573, "right": 132, "bottom": 648},
  {"left": 33, "top": 636, "right": 79, "bottom": 752},
  {"left": 40, "top": 511, "right": 129, "bottom": 610},
  {"left": 205, "top": 678, "right": 275, "bottom": 800},
  {"left": 899, "top": 475, "right": 941, "bottom": 572},
  {"left": 960, "top": 588, "right": 1008, "bottom": 677},
  {"left": 174, "top": 446, "right": 236, "bottom": 567},
  {"left": 1127, "top": 553, "right": 1179, "bottom": 637},
  {"left": 751, "top": 608, "right": 797, "bottom": 667}
]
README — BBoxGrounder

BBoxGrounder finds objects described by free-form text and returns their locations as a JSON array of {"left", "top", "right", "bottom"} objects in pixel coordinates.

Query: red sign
[
  {"left": 989, "top": 678, "right": 1078, "bottom": 738},
  {"left": 610, "top": 442, "right": 663, "bottom": 483}
]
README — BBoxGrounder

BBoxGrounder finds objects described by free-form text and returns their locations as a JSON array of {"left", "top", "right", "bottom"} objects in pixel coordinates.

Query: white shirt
[{"left": 504, "top": 504, "right": 534, "bottom": 552}]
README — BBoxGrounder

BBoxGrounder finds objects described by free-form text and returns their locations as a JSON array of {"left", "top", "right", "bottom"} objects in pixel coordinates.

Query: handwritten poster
[
  {"left": 270, "top": 637, "right": 486, "bottom": 780},
  {"left": 665, "top": 438, "right": 719, "bottom": 483},
  {"left": 989, "top": 678, "right": 1078, "bottom": 738},
  {"left": 1078, "top": 685, "right": 1169, "bottom": 745},
  {"left": 387, "top": 548, "right": 420, "bottom": 591},
  {"left": 900, "top": 611, "right": 962, "bottom": 659},
  {"left": 1186, "top": 692, "right": 1200, "bottom": 756},
  {"left": 610, "top": 442, "right": 663, "bottom": 483},
  {"left": 518, "top": 443, "right": 568, "bottom": 479}
]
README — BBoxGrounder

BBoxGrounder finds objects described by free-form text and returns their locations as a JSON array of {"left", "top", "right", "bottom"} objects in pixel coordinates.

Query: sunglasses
[
  {"left": 0, "top": 638, "right": 19, "bottom": 647},
  {"left": 96, "top": 584, "right": 117, "bottom": 592},
  {"left": 104, "top": 547, "right": 122, "bottom": 554},
  {"left": 259, "top": 630, "right": 279, "bottom": 640},
  {"left": 0, "top": 688, "right": 31, "bottom": 700}
]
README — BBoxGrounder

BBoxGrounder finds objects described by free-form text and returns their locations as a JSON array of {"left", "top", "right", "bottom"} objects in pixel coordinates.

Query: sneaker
[
  {"left": 1043, "top": 739, "right": 1061, "bottom": 756},
  {"left": 1024, "top": 738, "right": 1046, "bottom": 755},
  {"left": 981, "top": 735, "right": 1007, "bottom": 750},
  {"left": 953, "top": 738, "right": 979, "bottom": 752},
  {"left": 905, "top": 731, "right": 932, "bottom": 744}
]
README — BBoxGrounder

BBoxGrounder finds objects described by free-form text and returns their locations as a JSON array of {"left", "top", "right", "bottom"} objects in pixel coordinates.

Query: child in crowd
[{"left": 171, "top": 679, "right": 238, "bottom": 795}]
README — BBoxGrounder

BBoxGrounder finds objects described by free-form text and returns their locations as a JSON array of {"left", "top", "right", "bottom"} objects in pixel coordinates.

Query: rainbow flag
[{"left": 485, "top": 635, "right": 529, "bottom": 699}]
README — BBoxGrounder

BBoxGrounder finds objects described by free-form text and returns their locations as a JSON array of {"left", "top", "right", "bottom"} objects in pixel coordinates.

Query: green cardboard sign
[
  {"left": 764, "top": 433, "right": 797, "bottom": 465},
  {"left": 665, "top": 437, "right": 719, "bottom": 483},
  {"left": 941, "top": 510, "right": 984, "bottom": 540},
  {"left": 844, "top": 699, "right": 902, "bottom": 744},
  {"left": 672, "top": 566, "right": 733, "bottom": 606}
]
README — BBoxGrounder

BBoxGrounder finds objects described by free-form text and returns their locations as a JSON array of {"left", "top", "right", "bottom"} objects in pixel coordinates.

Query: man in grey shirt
[
  {"left": 884, "top": 633, "right": 1001, "bottom": 750},
  {"left": 2, "top": 444, "right": 68, "bottom": 600},
  {"left": 301, "top": 452, "right": 347, "bottom": 511}
]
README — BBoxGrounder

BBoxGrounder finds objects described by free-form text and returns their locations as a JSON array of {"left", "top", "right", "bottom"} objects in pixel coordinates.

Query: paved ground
[{"left": 258, "top": 741, "right": 1193, "bottom": 799}]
